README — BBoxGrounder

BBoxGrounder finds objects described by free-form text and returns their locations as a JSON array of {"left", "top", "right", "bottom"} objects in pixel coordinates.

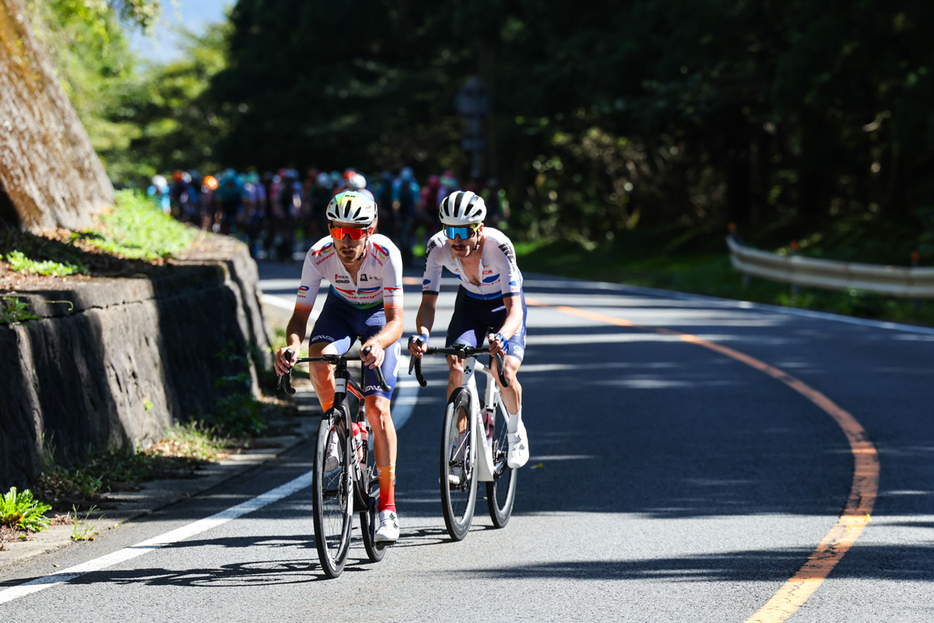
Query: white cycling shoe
[
  {"left": 324, "top": 431, "right": 341, "bottom": 472},
  {"left": 375, "top": 510, "right": 400, "bottom": 543},
  {"left": 507, "top": 422, "right": 530, "bottom": 469}
]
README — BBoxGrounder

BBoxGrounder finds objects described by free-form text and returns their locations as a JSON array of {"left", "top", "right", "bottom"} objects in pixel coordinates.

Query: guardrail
[{"left": 727, "top": 235, "right": 934, "bottom": 298}]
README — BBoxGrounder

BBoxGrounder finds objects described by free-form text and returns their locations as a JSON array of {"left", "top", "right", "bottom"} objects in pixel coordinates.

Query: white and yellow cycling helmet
[{"left": 326, "top": 191, "right": 378, "bottom": 226}]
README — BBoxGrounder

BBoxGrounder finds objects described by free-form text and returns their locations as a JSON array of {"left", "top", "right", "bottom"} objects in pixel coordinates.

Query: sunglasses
[
  {"left": 443, "top": 224, "right": 481, "bottom": 240},
  {"left": 329, "top": 225, "right": 371, "bottom": 241}
]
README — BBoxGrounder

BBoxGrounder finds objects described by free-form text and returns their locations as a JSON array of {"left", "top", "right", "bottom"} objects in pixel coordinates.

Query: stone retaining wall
[{"left": 0, "top": 243, "right": 272, "bottom": 488}]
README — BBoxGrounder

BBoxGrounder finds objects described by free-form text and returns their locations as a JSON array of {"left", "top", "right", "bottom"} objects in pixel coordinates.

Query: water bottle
[
  {"left": 352, "top": 421, "right": 365, "bottom": 465},
  {"left": 483, "top": 408, "right": 494, "bottom": 442}
]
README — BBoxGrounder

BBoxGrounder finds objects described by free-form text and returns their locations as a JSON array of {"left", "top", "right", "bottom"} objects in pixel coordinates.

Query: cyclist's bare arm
[
  {"left": 276, "top": 306, "right": 312, "bottom": 375},
  {"left": 362, "top": 304, "right": 403, "bottom": 369},
  {"left": 409, "top": 293, "right": 438, "bottom": 356},
  {"left": 489, "top": 296, "right": 522, "bottom": 357}
]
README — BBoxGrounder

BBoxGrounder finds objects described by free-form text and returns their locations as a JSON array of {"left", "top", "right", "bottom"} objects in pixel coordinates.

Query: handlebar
[
  {"left": 408, "top": 341, "right": 509, "bottom": 389},
  {"left": 278, "top": 345, "right": 390, "bottom": 395}
]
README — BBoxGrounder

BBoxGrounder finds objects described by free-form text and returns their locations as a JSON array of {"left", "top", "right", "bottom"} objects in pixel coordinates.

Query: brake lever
[{"left": 278, "top": 347, "right": 296, "bottom": 395}]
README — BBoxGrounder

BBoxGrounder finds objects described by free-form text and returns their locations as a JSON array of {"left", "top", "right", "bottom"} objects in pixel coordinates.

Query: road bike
[
  {"left": 409, "top": 338, "right": 517, "bottom": 541},
  {"left": 279, "top": 344, "right": 390, "bottom": 578}
]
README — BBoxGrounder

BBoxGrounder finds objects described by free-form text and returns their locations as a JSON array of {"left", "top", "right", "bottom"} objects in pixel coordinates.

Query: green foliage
[
  {"left": 70, "top": 505, "right": 99, "bottom": 542},
  {"left": 83, "top": 190, "right": 195, "bottom": 259},
  {"left": 38, "top": 445, "right": 154, "bottom": 501},
  {"left": 153, "top": 422, "right": 230, "bottom": 462},
  {"left": 5, "top": 250, "right": 86, "bottom": 276},
  {"left": 1, "top": 487, "right": 52, "bottom": 532},
  {"left": 208, "top": 343, "right": 267, "bottom": 437},
  {"left": 101, "top": 23, "right": 233, "bottom": 184},
  {"left": 519, "top": 226, "right": 934, "bottom": 326},
  {"left": 0, "top": 297, "right": 40, "bottom": 325}
]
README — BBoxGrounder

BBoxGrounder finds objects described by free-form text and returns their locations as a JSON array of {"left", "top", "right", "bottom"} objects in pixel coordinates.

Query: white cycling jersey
[
  {"left": 296, "top": 233, "right": 404, "bottom": 310},
  {"left": 422, "top": 227, "right": 523, "bottom": 300}
]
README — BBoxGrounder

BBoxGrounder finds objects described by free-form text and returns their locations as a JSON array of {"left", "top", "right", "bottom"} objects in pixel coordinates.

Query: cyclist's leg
[
  {"left": 361, "top": 311, "right": 401, "bottom": 535},
  {"left": 307, "top": 295, "right": 355, "bottom": 411},
  {"left": 489, "top": 293, "right": 528, "bottom": 433}
]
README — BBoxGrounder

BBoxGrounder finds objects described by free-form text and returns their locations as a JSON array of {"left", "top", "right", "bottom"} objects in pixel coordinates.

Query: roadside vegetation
[{"left": 519, "top": 217, "right": 934, "bottom": 327}]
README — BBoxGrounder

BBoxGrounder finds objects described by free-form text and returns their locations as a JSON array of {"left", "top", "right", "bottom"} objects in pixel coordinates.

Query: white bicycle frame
[{"left": 460, "top": 355, "right": 509, "bottom": 482}]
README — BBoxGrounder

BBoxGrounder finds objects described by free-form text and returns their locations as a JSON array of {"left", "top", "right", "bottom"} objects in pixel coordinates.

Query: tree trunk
[{"left": 0, "top": 0, "right": 113, "bottom": 232}]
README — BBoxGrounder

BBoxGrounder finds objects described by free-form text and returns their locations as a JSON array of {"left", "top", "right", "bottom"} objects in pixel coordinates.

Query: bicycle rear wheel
[
  {"left": 486, "top": 403, "right": 517, "bottom": 528},
  {"left": 312, "top": 412, "right": 353, "bottom": 578},
  {"left": 440, "top": 388, "right": 478, "bottom": 541}
]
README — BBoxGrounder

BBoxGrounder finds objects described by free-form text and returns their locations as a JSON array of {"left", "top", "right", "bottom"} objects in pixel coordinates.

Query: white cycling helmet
[
  {"left": 439, "top": 190, "right": 486, "bottom": 226},
  {"left": 326, "top": 191, "right": 378, "bottom": 226}
]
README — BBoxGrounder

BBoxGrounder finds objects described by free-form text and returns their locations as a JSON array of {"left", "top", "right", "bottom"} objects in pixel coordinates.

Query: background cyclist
[
  {"left": 275, "top": 191, "right": 404, "bottom": 542},
  {"left": 408, "top": 190, "right": 530, "bottom": 469}
]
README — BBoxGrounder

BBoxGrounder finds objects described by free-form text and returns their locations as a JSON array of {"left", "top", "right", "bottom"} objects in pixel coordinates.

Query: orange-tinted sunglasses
[{"left": 329, "top": 225, "right": 371, "bottom": 240}]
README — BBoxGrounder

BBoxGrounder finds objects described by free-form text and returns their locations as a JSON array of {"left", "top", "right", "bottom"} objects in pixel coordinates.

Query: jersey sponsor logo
[
  {"left": 422, "top": 279, "right": 431, "bottom": 286},
  {"left": 374, "top": 244, "right": 390, "bottom": 258},
  {"left": 426, "top": 240, "right": 438, "bottom": 255},
  {"left": 312, "top": 243, "right": 334, "bottom": 258},
  {"left": 483, "top": 268, "right": 493, "bottom": 275},
  {"left": 360, "top": 274, "right": 368, "bottom": 281},
  {"left": 334, "top": 275, "right": 350, "bottom": 284},
  {"left": 365, "top": 384, "right": 388, "bottom": 393},
  {"left": 483, "top": 274, "right": 500, "bottom": 284},
  {"left": 384, "top": 286, "right": 401, "bottom": 293},
  {"left": 298, "top": 285, "right": 310, "bottom": 292},
  {"left": 498, "top": 243, "right": 517, "bottom": 263},
  {"left": 359, "top": 286, "right": 381, "bottom": 293}
]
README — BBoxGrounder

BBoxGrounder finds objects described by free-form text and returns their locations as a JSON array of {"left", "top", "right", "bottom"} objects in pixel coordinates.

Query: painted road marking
[
  {"left": 528, "top": 299, "right": 879, "bottom": 623},
  {"left": 0, "top": 471, "right": 316, "bottom": 605}
]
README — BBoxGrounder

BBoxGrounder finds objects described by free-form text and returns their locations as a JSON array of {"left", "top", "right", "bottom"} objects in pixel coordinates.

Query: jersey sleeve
[
  {"left": 493, "top": 236, "right": 522, "bottom": 297},
  {"left": 380, "top": 241, "right": 405, "bottom": 308},
  {"left": 295, "top": 248, "right": 324, "bottom": 311},
  {"left": 421, "top": 234, "right": 445, "bottom": 296}
]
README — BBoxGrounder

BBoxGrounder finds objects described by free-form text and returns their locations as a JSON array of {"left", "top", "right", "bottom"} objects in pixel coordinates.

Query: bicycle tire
[
  {"left": 312, "top": 412, "right": 353, "bottom": 578},
  {"left": 440, "top": 387, "right": 478, "bottom": 541},
  {"left": 486, "top": 402, "right": 517, "bottom": 528},
  {"left": 359, "top": 421, "right": 387, "bottom": 562}
]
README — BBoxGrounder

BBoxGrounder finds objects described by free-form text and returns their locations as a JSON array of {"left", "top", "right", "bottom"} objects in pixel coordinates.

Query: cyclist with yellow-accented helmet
[{"left": 276, "top": 191, "right": 404, "bottom": 542}]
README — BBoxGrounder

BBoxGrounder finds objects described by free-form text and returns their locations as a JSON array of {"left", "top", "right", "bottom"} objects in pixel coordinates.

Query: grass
[
  {"left": 4, "top": 249, "right": 86, "bottom": 276},
  {"left": 1, "top": 487, "right": 52, "bottom": 533},
  {"left": 517, "top": 219, "right": 934, "bottom": 327},
  {"left": 0, "top": 189, "right": 196, "bottom": 283},
  {"left": 70, "top": 505, "right": 100, "bottom": 542},
  {"left": 82, "top": 190, "right": 195, "bottom": 260}
]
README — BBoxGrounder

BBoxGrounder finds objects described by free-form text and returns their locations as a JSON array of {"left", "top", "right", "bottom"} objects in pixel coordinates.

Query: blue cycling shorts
[
  {"left": 446, "top": 287, "right": 527, "bottom": 361},
  {"left": 309, "top": 288, "right": 400, "bottom": 399}
]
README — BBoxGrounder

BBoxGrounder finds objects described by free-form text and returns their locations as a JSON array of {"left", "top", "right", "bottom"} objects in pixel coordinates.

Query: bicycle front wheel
[
  {"left": 486, "top": 404, "right": 517, "bottom": 528},
  {"left": 313, "top": 413, "right": 353, "bottom": 578},
  {"left": 440, "top": 388, "right": 478, "bottom": 541}
]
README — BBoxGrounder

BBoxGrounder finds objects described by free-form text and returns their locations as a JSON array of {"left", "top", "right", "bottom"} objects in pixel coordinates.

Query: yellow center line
[{"left": 528, "top": 298, "right": 879, "bottom": 623}]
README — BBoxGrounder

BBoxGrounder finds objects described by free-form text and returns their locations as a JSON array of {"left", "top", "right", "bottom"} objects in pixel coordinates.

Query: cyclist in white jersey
[
  {"left": 408, "top": 190, "right": 529, "bottom": 468},
  {"left": 276, "top": 191, "right": 404, "bottom": 542}
]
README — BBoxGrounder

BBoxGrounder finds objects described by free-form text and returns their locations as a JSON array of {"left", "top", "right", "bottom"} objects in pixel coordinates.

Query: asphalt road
[{"left": 1, "top": 259, "right": 932, "bottom": 622}]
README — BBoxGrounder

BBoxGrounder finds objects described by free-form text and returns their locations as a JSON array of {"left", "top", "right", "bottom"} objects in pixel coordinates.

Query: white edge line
[{"left": 0, "top": 471, "right": 315, "bottom": 605}]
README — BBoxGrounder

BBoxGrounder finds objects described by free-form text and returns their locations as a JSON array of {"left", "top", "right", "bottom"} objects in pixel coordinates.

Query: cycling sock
[
  {"left": 507, "top": 408, "right": 522, "bottom": 434},
  {"left": 320, "top": 398, "right": 334, "bottom": 413},
  {"left": 377, "top": 464, "right": 396, "bottom": 512}
]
